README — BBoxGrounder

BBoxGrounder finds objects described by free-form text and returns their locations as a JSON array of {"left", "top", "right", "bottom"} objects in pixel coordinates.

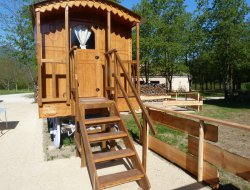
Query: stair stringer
[
  {"left": 79, "top": 104, "right": 101, "bottom": 190},
  {"left": 112, "top": 102, "right": 151, "bottom": 190}
]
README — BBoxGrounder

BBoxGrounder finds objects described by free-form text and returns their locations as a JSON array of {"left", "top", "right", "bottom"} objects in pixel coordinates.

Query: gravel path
[{"left": 0, "top": 93, "right": 210, "bottom": 190}]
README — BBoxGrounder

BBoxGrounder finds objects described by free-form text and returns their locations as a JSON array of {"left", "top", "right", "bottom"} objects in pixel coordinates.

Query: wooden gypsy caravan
[{"left": 31, "top": 0, "right": 156, "bottom": 189}]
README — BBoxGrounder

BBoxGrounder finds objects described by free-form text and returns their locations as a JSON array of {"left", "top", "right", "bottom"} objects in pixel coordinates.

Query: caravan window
[{"left": 71, "top": 25, "right": 95, "bottom": 49}]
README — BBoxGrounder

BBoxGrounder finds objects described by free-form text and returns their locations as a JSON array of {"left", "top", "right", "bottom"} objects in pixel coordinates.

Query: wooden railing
[
  {"left": 105, "top": 49, "right": 156, "bottom": 169},
  {"left": 145, "top": 105, "right": 250, "bottom": 188},
  {"left": 69, "top": 46, "right": 78, "bottom": 116},
  {"left": 164, "top": 92, "right": 203, "bottom": 111}
]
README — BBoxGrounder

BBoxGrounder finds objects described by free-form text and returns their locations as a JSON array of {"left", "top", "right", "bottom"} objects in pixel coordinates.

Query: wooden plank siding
[{"left": 36, "top": 5, "right": 138, "bottom": 118}]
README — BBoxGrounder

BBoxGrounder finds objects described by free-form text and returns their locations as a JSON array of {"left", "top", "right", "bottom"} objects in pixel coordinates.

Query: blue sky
[
  {"left": 122, "top": 0, "right": 250, "bottom": 13},
  {"left": 122, "top": 0, "right": 197, "bottom": 12}
]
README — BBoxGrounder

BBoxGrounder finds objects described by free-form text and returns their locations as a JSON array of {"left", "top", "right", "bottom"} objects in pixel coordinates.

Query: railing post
[
  {"left": 107, "top": 11, "right": 111, "bottom": 91},
  {"left": 114, "top": 54, "right": 118, "bottom": 103},
  {"left": 198, "top": 120, "right": 205, "bottom": 182},
  {"left": 142, "top": 113, "right": 149, "bottom": 172},
  {"left": 65, "top": 5, "right": 70, "bottom": 105},
  {"left": 136, "top": 22, "right": 140, "bottom": 95},
  {"left": 198, "top": 93, "right": 200, "bottom": 112},
  {"left": 36, "top": 10, "right": 42, "bottom": 106}
]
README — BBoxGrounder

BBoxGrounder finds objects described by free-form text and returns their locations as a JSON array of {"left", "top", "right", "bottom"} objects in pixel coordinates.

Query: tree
[
  {"left": 0, "top": 0, "right": 37, "bottom": 91},
  {"left": 210, "top": 0, "right": 249, "bottom": 98},
  {"left": 133, "top": 0, "right": 190, "bottom": 90}
]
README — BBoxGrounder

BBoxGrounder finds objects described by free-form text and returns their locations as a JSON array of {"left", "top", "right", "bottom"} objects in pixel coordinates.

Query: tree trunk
[{"left": 7, "top": 80, "right": 10, "bottom": 91}]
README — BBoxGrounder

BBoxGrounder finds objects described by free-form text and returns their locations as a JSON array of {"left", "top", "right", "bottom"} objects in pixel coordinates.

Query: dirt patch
[{"left": 43, "top": 119, "right": 76, "bottom": 161}]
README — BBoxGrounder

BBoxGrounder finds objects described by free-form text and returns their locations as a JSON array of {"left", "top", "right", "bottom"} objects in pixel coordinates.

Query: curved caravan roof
[{"left": 32, "top": 0, "right": 141, "bottom": 24}]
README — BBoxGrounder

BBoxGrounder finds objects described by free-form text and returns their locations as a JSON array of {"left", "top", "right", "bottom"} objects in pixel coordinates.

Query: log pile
[{"left": 141, "top": 84, "right": 168, "bottom": 96}]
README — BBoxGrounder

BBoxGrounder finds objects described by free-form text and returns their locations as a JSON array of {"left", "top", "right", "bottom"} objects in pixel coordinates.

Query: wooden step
[
  {"left": 85, "top": 116, "right": 120, "bottom": 125},
  {"left": 99, "top": 169, "right": 144, "bottom": 189},
  {"left": 79, "top": 97, "right": 114, "bottom": 109},
  {"left": 88, "top": 131, "right": 127, "bottom": 143},
  {"left": 93, "top": 149, "right": 135, "bottom": 163}
]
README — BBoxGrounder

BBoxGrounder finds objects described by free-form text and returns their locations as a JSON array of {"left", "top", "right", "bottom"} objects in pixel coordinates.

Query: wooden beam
[
  {"left": 107, "top": 11, "right": 111, "bottom": 88},
  {"left": 146, "top": 105, "right": 250, "bottom": 132},
  {"left": 41, "top": 59, "right": 66, "bottom": 63},
  {"left": 163, "top": 100, "right": 203, "bottom": 106},
  {"left": 52, "top": 62, "right": 56, "bottom": 98},
  {"left": 36, "top": 10, "right": 42, "bottom": 106},
  {"left": 149, "top": 136, "right": 219, "bottom": 188},
  {"left": 136, "top": 22, "right": 140, "bottom": 95},
  {"left": 114, "top": 52, "right": 156, "bottom": 136},
  {"left": 113, "top": 74, "right": 142, "bottom": 135},
  {"left": 149, "top": 109, "right": 218, "bottom": 142},
  {"left": 142, "top": 114, "right": 149, "bottom": 172},
  {"left": 42, "top": 98, "right": 67, "bottom": 103},
  {"left": 198, "top": 120, "right": 205, "bottom": 182},
  {"left": 188, "top": 136, "right": 250, "bottom": 182},
  {"left": 65, "top": 5, "right": 70, "bottom": 105}
]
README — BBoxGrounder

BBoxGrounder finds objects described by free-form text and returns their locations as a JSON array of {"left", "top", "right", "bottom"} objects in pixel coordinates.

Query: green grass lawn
[
  {"left": 200, "top": 91, "right": 225, "bottom": 97},
  {"left": 197, "top": 99, "right": 250, "bottom": 125},
  {"left": 122, "top": 114, "right": 188, "bottom": 152},
  {"left": 0, "top": 89, "right": 33, "bottom": 95}
]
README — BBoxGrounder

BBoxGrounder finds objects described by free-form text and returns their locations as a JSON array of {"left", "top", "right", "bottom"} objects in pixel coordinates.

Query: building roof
[{"left": 31, "top": 0, "right": 141, "bottom": 23}]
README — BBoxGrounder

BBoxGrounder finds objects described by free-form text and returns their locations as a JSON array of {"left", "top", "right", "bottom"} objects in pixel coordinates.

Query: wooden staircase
[{"left": 75, "top": 97, "right": 151, "bottom": 190}]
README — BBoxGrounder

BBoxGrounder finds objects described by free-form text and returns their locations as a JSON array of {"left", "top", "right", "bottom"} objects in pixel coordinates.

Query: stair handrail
[{"left": 105, "top": 49, "right": 156, "bottom": 136}]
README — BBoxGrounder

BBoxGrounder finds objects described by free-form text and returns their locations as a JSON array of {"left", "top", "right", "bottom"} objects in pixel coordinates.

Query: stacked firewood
[{"left": 141, "top": 84, "right": 168, "bottom": 95}]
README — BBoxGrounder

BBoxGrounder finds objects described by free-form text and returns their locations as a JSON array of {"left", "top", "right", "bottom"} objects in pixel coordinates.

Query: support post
[
  {"left": 142, "top": 114, "right": 149, "bottom": 171},
  {"left": 107, "top": 11, "right": 111, "bottom": 89},
  {"left": 136, "top": 22, "right": 140, "bottom": 95},
  {"left": 198, "top": 120, "right": 205, "bottom": 182},
  {"left": 52, "top": 62, "right": 56, "bottom": 98},
  {"left": 198, "top": 93, "right": 200, "bottom": 112},
  {"left": 36, "top": 11, "right": 42, "bottom": 106},
  {"left": 65, "top": 6, "right": 70, "bottom": 105}
]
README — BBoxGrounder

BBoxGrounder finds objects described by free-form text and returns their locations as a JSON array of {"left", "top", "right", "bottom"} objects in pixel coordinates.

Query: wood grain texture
[
  {"left": 149, "top": 109, "right": 218, "bottom": 142},
  {"left": 39, "top": 103, "right": 72, "bottom": 118},
  {"left": 188, "top": 136, "right": 250, "bottom": 182},
  {"left": 136, "top": 23, "right": 140, "bottom": 95},
  {"left": 34, "top": 0, "right": 141, "bottom": 23},
  {"left": 99, "top": 169, "right": 144, "bottom": 189},
  {"left": 36, "top": 11, "right": 42, "bottom": 106},
  {"left": 147, "top": 105, "right": 250, "bottom": 132},
  {"left": 149, "top": 136, "right": 219, "bottom": 187}
]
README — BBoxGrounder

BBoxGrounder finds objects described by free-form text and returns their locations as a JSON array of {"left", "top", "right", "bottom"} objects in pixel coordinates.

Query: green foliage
[
  {"left": 0, "top": 0, "right": 37, "bottom": 87},
  {"left": 133, "top": 0, "right": 191, "bottom": 89},
  {"left": 62, "top": 137, "right": 75, "bottom": 146},
  {"left": 185, "top": 0, "right": 249, "bottom": 97},
  {"left": 132, "top": 0, "right": 249, "bottom": 96}
]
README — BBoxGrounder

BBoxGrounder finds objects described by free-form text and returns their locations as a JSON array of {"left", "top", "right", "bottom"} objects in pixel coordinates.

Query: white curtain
[{"left": 74, "top": 25, "right": 91, "bottom": 49}]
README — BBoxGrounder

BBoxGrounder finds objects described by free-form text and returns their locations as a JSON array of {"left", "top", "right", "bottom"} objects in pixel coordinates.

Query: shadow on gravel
[
  {"left": 204, "top": 99, "right": 250, "bottom": 109},
  {"left": 218, "top": 184, "right": 240, "bottom": 190},
  {"left": 0, "top": 121, "right": 19, "bottom": 137},
  {"left": 173, "top": 182, "right": 211, "bottom": 190}
]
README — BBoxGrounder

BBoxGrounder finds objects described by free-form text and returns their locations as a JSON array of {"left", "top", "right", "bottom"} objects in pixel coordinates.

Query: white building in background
[
  {"left": 141, "top": 75, "right": 190, "bottom": 92},
  {"left": 171, "top": 76, "right": 190, "bottom": 92}
]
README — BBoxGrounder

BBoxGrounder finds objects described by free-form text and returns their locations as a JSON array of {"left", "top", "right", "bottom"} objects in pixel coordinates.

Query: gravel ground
[{"left": 0, "top": 93, "right": 210, "bottom": 190}]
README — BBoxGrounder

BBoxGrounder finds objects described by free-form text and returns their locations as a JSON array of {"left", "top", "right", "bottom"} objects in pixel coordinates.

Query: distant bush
[{"left": 242, "top": 82, "right": 250, "bottom": 90}]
